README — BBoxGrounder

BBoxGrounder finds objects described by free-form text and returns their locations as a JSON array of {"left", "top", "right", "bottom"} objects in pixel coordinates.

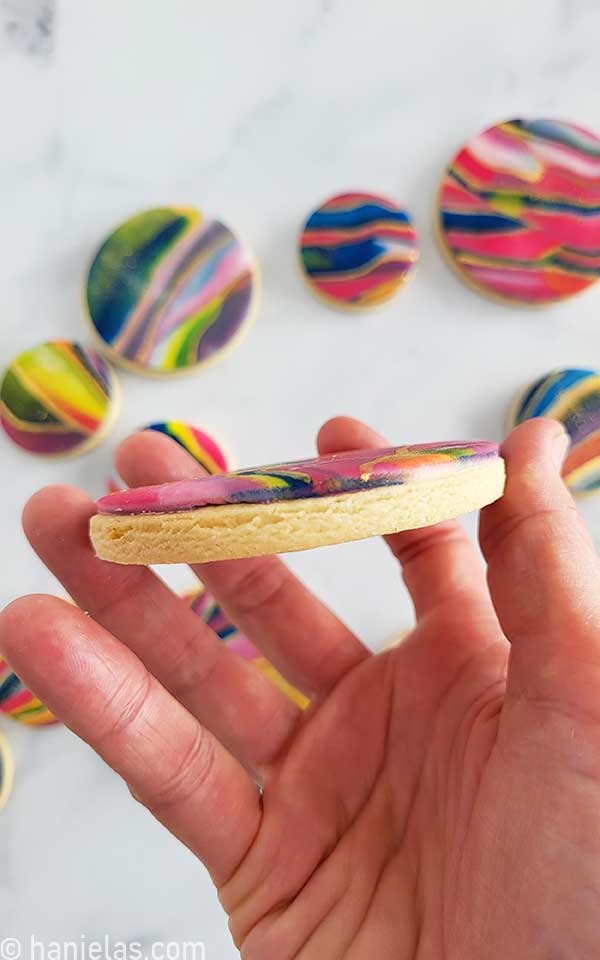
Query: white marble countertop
[{"left": 1, "top": 0, "right": 600, "bottom": 955}]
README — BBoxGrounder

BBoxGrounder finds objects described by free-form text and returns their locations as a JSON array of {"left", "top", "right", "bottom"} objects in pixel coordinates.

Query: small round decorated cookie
[
  {"left": 437, "top": 118, "right": 600, "bottom": 305},
  {"left": 299, "top": 191, "right": 419, "bottom": 309},
  {"left": 91, "top": 441, "right": 505, "bottom": 564},
  {"left": 0, "top": 730, "right": 14, "bottom": 811},
  {"left": 85, "top": 206, "right": 258, "bottom": 376},
  {"left": 509, "top": 368, "right": 600, "bottom": 496},
  {"left": 183, "top": 587, "right": 309, "bottom": 709},
  {"left": 0, "top": 656, "right": 56, "bottom": 725},
  {"left": 141, "top": 421, "right": 230, "bottom": 473},
  {"left": 0, "top": 341, "right": 119, "bottom": 457}
]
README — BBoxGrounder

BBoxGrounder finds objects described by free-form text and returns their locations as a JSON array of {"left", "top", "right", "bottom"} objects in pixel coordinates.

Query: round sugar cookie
[
  {"left": 509, "top": 368, "right": 600, "bottom": 496},
  {"left": 0, "top": 341, "right": 119, "bottom": 458},
  {"left": 141, "top": 421, "right": 230, "bottom": 473},
  {"left": 0, "top": 656, "right": 56, "bottom": 726},
  {"left": 85, "top": 206, "right": 258, "bottom": 376},
  {"left": 91, "top": 441, "right": 505, "bottom": 564},
  {"left": 299, "top": 191, "right": 419, "bottom": 309},
  {"left": 0, "top": 730, "right": 14, "bottom": 811},
  {"left": 437, "top": 118, "right": 600, "bottom": 305},
  {"left": 183, "top": 587, "right": 308, "bottom": 709}
]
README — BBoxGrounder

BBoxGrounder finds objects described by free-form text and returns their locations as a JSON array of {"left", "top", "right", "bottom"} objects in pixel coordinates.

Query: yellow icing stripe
[
  {"left": 254, "top": 657, "right": 309, "bottom": 710},
  {"left": 543, "top": 375, "right": 600, "bottom": 420}
]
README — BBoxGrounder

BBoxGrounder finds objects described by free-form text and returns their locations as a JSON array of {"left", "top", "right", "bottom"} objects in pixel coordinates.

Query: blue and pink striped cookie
[{"left": 299, "top": 191, "right": 419, "bottom": 309}]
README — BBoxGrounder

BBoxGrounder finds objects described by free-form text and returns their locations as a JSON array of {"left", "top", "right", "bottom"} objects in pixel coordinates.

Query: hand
[{"left": 2, "top": 416, "right": 599, "bottom": 960}]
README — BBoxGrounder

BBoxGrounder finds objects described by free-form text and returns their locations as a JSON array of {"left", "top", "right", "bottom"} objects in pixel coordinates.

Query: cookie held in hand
[{"left": 90, "top": 441, "right": 505, "bottom": 565}]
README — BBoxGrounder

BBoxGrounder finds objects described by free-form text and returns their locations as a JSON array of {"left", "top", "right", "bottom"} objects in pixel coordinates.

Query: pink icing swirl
[{"left": 96, "top": 441, "right": 499, "bottom": 516}]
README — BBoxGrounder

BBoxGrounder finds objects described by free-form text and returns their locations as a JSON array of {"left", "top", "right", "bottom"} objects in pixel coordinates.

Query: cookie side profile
[
  {"left": 90, "top": 442, "right": 505, "bottom": 564},
  {"left": 0, "top": 730, "right": 14, "bottom": 811}
]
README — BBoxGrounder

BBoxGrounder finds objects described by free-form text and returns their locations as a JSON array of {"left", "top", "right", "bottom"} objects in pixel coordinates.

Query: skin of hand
[{"left": 1, "top": 416, "right": 600, "bottom": 960}]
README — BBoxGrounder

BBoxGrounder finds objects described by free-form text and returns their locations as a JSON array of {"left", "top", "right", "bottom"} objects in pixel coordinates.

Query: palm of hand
[
  {"left": 2, "top": 416, "right": 600, "bottom": 960},
  {"left": 233, "top": 591, "right": 600, "bottom": 959}
]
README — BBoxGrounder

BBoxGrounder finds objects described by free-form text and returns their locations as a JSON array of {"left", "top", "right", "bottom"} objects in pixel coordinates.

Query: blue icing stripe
[
  {"left": 520, "top": 369, "right": 595, "bottom": 418},
  {"left": 303, "top": 238, "right": 387, "bottom": 273},
  {"left": 89, "top": 216, "right": 189, "bottom": 343},
  {"left": 441, "top": 211, "right": 522, "bottom": 232},
  {"left": 511, "top": 118, "right": 600, "bottom": 157},
  {"left": 307, "top": 204, "right": 410, "bottom": 229},
  {"left": 450, "top": 168, "right": 600, "bottom": 217},
  {"left": 551, "top": 253, "right": 600, "bottom": 276},
  {"left": 0, "top": 671, "right": 21, "bottom": 703}
]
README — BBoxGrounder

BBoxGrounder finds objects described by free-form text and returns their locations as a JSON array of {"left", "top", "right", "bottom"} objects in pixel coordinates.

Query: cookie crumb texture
[{"left": 90, "top": 459, "right": 505, "bottom": 564}]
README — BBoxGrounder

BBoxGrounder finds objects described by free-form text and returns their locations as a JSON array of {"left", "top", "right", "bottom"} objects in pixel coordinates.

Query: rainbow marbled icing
[
  {"left": 86, "top": 206, "right": 256, "bottom": 373},
  {"left": 142, "top": 421, "right": 229, "bottom": 473},
  {"left": 510, "top": 368, "right": 600, "bottom": 496},
  {"left": 97, "top": 441, "right": 499, "bottom": 515},
  {"left": 0, "top": 341, "right": 117, "bottom": 456},
  {"left": 299, "top": 191, "right": 419, "bottom": 307},
  {"left": 184, "top": 588, "right": 308, "bottom": 709},
  {"left": 438, "top": 118, "right": 600, "bottom": 304},
  {"left": 0, "top": 656, "right": 56, "bottom": 725}
]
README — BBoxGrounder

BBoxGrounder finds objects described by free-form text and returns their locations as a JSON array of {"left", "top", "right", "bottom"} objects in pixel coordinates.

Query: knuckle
[
  {"left": 481, "top": 504, "right": 581, "bottom": 565},
  {"left": 391, "top": 524, "right": 466, "bottom": 567},
  {"left": 223, "top": 558, "right": 290, "bottom": 620},
  {"left": 163, "top": 638, "right": 221, "bottom": 703},
  {"left": 92, "top": 567, "right": 148, "bottom": 622},
  {"left": 96, "top": 670, "right": 153, "bottom": 744},
  {"left": 145, "top": 725, "right": 217, "bottom": 811}
]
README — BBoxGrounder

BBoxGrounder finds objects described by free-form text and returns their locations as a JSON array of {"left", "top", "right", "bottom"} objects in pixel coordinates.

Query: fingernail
[{"left": 552, "top": 428, "right": 570, "bottom": 470}]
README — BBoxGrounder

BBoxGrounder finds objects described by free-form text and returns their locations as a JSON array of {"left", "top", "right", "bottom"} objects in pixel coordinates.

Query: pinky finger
[{"left": 0, "top": 595, "right": 261, "bottom": 885}]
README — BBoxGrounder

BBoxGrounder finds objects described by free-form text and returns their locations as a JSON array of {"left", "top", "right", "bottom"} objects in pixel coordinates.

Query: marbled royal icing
[
  {"left": 299, "top": 191, "right": 419, "bottom": 307},
  {"left": 142, "top": 421, "right": 230, "bottom": 473},
  {"left": 0, "top": 656, "right": 56, "bottom": 725},
  {"left": 510, "top": 368, "right": 600, "bottom": 495},
  {"left": 86, "top": 206, "right": 256, "bottom": 373},
  {"left": 438, "top": 118, "right": 600, "bottom": 304},
  {"left": 0, "top": 341, "right": 116, "bottom": 456},
  {"left": 184, "top": 588, "right": 308, "bottom": 709},
  {"left": 97, "top": 441, "right": 499, "bottom": 514}
]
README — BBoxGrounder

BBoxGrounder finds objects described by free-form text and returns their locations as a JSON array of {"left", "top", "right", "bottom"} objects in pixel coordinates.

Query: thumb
[{"left": 479, "top": 418, "right": 600, "bottom": 702}]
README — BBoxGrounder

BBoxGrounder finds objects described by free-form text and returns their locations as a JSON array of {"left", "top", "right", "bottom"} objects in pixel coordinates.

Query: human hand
[{"left": 1, "top": 416, "right": 599, "bottom": 960}]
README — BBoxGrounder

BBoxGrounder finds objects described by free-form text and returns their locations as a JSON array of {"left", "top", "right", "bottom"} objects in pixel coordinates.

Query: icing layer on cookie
[
  {"left": 86, "top": 206, "right": 256, "bottom": 373},
  {"left": 300, "top": 191, "right": 419, "bottom": 307},
  {"left": 0, "top": 656, "right": 56, "bottom": 725},
  {"left": 0, "top": 341, "right": 115, "bottom": 456},
  {"left": 143, "top": 421, "right": 229, "bottom": 473},
  {"left": 97, "top": 441, "right": 499, "bottom": 514},
  {"left": 439, "top": 118, "right": 600, "bottom": 304},
  {"left": 511, "top": 368, "right": 600, "bottom": 495}
]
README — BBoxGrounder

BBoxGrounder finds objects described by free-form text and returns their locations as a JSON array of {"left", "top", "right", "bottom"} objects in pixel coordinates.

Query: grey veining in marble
[{"left": 1, "top": 0, "right": 54, "bottom": 57}]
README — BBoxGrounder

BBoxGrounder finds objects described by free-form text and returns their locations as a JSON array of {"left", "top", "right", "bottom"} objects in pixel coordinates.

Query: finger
[
  {"left": 318, "top": 417, "right": 492, "bottom": 618},
  {"left": 0, "top": 596, "right": 260, "bottom": 884},
  {"left": 23, "top": 485, "right": 299, "bottom": 772},
  {"left": 115, "top": 431, "right": 368, "bottom": 699},
  {"left": 480, "top": 418, "right": 600, "bottom": 699}
]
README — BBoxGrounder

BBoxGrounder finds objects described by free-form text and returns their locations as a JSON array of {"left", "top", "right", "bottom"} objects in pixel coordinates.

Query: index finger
[
  {"left": 115, "top": 431, "right": 368, "bottom": 699},
  {"left": 0, "top": 595, "right": 261, "bottom": 885}
]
